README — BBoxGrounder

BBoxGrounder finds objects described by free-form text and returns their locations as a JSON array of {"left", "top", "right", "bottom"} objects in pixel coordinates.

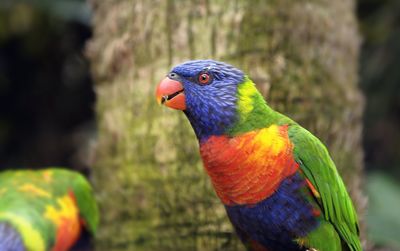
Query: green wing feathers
[
  {"left": 0, "top": 168, "right": 99, "bottom": 250},
  {"left": 70, "top": 171, "right": 100, "bottom": 234},
  {"left": 288, "top": 125, "right": 362, "bottom": 251}
]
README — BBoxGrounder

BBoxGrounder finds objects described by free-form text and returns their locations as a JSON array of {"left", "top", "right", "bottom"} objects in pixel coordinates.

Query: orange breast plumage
[{"left": 200, "top": 124, "right": 299, "bottom": 205}]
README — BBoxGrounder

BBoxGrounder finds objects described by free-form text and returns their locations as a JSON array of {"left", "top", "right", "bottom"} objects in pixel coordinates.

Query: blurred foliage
[
  {"left": 357, "top": 0, "right": 400, "bottom": 250},
  {"left": 0, "top": 0, "right": 94, "bottom": 171},
  {"left": 0, "top": 0, "right": 90, "bottom": 24},
  {"left": 357, "top": 0, "right": 400, "bottom": 177},
  {"left": 367, "top": 173, "right": 400, "bottom": 250}
]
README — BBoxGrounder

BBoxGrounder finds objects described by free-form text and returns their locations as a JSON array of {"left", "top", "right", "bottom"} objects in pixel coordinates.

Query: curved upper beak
[{"left": 156, "top": 77, "right": 186, "bottom": 110}]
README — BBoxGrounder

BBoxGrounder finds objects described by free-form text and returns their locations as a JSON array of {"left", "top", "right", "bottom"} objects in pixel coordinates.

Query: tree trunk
[{"left": 87, "top": 0, "right": 365, "bottom": 250}]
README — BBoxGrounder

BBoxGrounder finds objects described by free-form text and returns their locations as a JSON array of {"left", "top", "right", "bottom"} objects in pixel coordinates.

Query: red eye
[{"left": 198, "top": 73, "right": 210, "bottom": 84}]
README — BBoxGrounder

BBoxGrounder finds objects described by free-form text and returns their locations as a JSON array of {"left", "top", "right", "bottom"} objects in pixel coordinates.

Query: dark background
[
  {"left": 0, "top": 0, "right": 399, "bottom": 249},
  {"left": 0, "top": 0, "right": 95, "bottom": 173}
]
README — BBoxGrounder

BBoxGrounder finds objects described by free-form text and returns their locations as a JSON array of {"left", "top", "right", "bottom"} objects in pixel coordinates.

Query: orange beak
[{"left": 156, "top": 77, "right": 186, "bottom": 110}]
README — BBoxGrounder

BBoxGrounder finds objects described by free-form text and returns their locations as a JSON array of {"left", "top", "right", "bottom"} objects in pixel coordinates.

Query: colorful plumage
[
  {"left": 156, "top": 60, "right": 362, "bottom": 251},
  {"left": 0, "top": 168, "right": 99, "bottom": 251}
]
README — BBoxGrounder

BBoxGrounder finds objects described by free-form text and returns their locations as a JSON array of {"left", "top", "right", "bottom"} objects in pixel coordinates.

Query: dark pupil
[{"left": 201, "top": 74, "right": 207, "bottom": 80}]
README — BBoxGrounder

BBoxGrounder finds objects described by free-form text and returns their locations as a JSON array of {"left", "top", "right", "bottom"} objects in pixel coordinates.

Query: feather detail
[
  {"left": 200, "top": 124, "right": 299, "bottom": 205},
  {"left": 0, "top": 168, "right": 99, "bottom": 251}
]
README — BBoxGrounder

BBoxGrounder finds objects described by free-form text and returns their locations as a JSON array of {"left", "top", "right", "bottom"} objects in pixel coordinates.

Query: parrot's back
[{"left": 0, "top": 168, "right": 99, "bottom": 251}]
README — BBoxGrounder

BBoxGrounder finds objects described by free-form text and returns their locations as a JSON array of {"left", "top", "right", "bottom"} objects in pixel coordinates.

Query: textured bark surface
[{"left": 87, "top": 0, "right": 365, "bottom": 250}]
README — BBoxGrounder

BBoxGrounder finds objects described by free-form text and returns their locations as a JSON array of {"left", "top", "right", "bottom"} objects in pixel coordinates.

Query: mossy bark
[{"left": 87, "top": 0, "right": 365, "bottom": 250}]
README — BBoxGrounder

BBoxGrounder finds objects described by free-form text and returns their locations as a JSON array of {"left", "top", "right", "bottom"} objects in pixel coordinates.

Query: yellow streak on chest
[
  {"left": 252, "top": 125, "right": 287, "bottom": 154},
  {"left": 234, "top": 124, "right": 289, "bottom": 164},
  {"left": 44, "top": 195, "right": 79, "bottom": 226}
]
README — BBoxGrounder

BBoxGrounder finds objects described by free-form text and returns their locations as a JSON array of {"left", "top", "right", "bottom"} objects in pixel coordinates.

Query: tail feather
[{"left": 0, "top": 222, "right": 25, "bottom": 251}]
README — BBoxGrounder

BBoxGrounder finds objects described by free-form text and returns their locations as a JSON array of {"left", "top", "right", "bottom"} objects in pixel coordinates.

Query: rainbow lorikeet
[
  {"left": 156, "top": 60, "right": 362, "bottom": 251},
  {"left": 0, "top": 168, "right": 99, "bottom": 251}
]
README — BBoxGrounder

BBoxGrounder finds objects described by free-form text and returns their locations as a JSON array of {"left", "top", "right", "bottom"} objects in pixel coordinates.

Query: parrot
[
  {"left": 155, "top": 60, "right": 362, "bottom": 251},
  {"left": 0, "top": 168, "right": 99, "bottom": 251}
]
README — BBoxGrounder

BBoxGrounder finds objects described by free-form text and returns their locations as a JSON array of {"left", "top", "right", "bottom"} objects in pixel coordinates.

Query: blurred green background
[{"left": 0, "top": 0, "right": 399, "bottom": 250}]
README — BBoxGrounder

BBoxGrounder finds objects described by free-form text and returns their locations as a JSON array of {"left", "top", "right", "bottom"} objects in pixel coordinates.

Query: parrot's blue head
[{"left": 156, "top": 60, "right": 245, "bottom": 141}]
